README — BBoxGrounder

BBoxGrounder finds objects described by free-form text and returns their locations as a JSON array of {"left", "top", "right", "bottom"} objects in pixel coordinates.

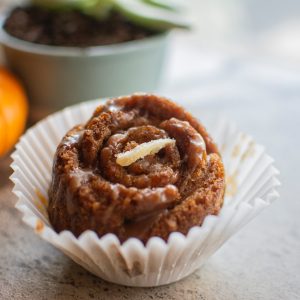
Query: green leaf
[
  {"left": 30, "top": 0, "right": 190, "bottom": 31},
  {"left": 30, "top": 0, "right": 83, "bottom": 9},
  {"left": 31, "top": 0, "right": 114, "bottom": 18},
  {"left": 79, "top": 0, "right": 114, "bottom": 19},
  {"left": 141, "top": 0, "right": 182, "bottom": 11},
  {"left": 113, "top": 0, "right": 191, "bottom": 30}
]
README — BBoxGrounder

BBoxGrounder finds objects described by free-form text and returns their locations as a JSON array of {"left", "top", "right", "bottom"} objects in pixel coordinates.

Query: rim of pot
[{"left": 0, "top": 15, "right": 169, "bottom": 57}]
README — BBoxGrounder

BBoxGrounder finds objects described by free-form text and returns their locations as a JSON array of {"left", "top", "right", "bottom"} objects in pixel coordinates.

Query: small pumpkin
[{"left": 0, "top": 67, "right": 28, "bottom": 157}]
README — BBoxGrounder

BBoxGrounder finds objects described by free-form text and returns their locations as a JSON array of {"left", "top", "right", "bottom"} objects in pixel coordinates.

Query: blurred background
[
  {"left": 190, "top": 0, "right": 300, "bottom": 62},
  {"left": 1, "top": 0, "right": 300, "bottom": 106},
  {"left": 162, "top": 0, "right": 300, "bottom": 101}
]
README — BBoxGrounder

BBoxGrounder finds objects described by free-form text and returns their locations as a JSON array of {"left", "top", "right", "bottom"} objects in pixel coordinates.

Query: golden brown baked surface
[{"left": 48, "top": 94, "right": 225, "bottom": 242}]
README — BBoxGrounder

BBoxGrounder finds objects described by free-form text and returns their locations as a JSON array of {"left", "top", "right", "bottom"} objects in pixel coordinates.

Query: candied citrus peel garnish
[{"left": 116, "top": 138, "right": 175, "bottom": 167}]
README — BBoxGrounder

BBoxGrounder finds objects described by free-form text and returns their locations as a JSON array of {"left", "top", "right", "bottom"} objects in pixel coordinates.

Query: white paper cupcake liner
[{"left": 10, "top": 99, "right": 280, "bottom": 287}]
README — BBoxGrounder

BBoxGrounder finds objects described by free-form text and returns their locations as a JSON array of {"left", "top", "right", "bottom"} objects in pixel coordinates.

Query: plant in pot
[{"left": 0, "top": 0, "right": 189, "bottom": 113}]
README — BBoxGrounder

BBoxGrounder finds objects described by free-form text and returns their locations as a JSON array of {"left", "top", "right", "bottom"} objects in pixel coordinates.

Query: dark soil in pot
[{"left": 4, "top": 6, "right": 158, "bottom": 47}]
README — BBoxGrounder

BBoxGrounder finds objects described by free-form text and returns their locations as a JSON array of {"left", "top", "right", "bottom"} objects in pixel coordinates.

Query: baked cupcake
[
  {"left": 12, "top": 94, "right": 279, "bottom": 286},
  {"left": 48, "top": 94, "right": 225, "bottom": 242}
]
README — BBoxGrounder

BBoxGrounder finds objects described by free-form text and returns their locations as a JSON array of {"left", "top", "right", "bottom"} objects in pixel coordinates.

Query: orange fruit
[{"left": 0, "top": 67, "right": 28, "bottom": 157}]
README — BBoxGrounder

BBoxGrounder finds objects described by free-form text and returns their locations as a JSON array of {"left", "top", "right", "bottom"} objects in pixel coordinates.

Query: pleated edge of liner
[{"left": 10, "top": 170, "right": 280, "bottom": 252}]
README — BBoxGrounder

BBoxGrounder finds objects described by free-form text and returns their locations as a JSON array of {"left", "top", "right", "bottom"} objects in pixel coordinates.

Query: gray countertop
[{"left": 1, "top": 42, "right": 300, "bottom": 299}]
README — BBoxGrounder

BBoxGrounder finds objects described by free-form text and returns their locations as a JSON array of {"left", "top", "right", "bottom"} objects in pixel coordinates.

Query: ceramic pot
[{"left": 0, "top": 17, "right": 169, "bottom": 111}]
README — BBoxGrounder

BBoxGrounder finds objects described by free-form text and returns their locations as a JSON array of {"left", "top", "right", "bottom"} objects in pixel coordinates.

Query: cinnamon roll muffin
[{"left": 48, "top": 94, "right": 225, "bottom": 243}]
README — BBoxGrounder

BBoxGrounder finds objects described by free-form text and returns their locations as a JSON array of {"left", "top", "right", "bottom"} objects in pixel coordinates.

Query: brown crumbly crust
[{"left": 48, "top": 94, "right": 225, "bottom": 243}]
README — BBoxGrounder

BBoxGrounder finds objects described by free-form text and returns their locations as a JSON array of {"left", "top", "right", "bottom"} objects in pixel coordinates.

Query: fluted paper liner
[{"left": 11, "top": 99, "right": 280, "bottom": 287}]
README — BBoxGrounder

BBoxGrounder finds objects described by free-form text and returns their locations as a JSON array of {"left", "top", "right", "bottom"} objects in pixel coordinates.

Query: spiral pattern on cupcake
[{"left": 48, "top": 94, "right": 225, "bottom": 242}]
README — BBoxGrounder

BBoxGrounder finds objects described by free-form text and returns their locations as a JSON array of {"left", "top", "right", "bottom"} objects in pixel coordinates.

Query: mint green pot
[{"left": 0, "top": 18, "right": 169, "bottom": 110}]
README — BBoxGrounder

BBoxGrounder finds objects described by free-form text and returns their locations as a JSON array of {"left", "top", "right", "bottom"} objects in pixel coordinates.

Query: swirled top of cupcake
[{"left": 48, "top": 94, "right": 225, "bottom": 242}]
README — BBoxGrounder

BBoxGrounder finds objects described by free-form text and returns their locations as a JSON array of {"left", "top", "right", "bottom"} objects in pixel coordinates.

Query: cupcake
[
  {"left": 11, "top": 94, "right": 279, "bottom": 287},
  {"left": 48, "top": 94, "right": 225, "bottom": 243}
]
